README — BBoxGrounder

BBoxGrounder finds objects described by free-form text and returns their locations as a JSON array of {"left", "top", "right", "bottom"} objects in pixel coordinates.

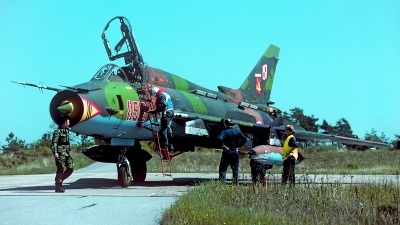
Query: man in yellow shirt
[{"left": 281, "top": 125, "right": 298, "bottom": 185}]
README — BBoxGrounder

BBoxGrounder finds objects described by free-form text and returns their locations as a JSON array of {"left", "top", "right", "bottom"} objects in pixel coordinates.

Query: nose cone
[{"left": 57, "top": 101, "right": 74, "bottom": 116}]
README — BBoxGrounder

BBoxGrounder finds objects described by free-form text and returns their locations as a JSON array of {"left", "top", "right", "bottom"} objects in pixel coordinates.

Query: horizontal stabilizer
[{"left": 217, "top": 86, "right": 230, "bottom": 94}]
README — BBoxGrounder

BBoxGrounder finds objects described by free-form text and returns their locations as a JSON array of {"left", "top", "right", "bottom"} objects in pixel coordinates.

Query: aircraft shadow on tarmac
[
  {"left": 69, "top": 177, "right": 213, "bottom": 189},
  {"left": 0, "top": 177, "right": 214, "bottom": 192}
]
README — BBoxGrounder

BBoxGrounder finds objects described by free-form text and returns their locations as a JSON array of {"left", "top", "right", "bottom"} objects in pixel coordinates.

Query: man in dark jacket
[{"left": 217, "top": 119, "right": 248, "bottom": 185}]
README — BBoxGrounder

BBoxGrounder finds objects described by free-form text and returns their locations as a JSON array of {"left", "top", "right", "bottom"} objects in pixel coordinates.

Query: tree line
[
  {"left": 282, "top": 107, "right": 400, "bottom": 150},
  {"left": 1, "top": 122, "right": 94, "bottom": 154}
]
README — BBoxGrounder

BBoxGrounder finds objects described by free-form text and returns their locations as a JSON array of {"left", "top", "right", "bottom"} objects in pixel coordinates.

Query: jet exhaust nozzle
[{"left": 50, "top": 90, "right": 84, "bottom": 127}]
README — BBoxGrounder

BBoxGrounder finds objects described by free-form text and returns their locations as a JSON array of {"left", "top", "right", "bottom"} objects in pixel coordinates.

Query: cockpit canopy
[
  {"left": 100, "top": 16, "right": 144, "bottom": 84},
  {"left": 102, "top": 16, "right": 142, "bottom": 65},
  {"left": 91, "top": 64, "right": 128, "bottom": 82}
]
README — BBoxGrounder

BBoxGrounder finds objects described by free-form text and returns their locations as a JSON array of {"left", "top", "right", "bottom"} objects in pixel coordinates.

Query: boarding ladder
[{"left": 135, "top": 72, "right": 176, "bottom": 177}]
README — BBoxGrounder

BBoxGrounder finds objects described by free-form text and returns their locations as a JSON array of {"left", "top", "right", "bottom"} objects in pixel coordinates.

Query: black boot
[{"left": 55, "top": 182, "right": 65, "bottom": 193}]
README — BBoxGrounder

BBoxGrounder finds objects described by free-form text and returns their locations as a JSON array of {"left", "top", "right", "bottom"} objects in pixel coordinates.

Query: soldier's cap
[
  {"left": 224, "top": 118, "right": 233, "bottom": 126},
  {"left": 151, "top": 87, "right": 159, "bottom": 96},
  {"left": 286, "top": 125, "right": 294, "bottom": 132}
]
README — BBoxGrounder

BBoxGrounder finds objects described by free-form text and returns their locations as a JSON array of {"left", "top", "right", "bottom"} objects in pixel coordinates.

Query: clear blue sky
[{"left": 1, "top": 1, "right": 399, "bottom": 145}]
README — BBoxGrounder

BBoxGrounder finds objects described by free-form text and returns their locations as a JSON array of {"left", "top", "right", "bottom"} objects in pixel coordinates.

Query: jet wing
[
  {"left": 173, "top": 111, "right": 271, "bottom": 131},
  {"left": 293, "top": 130, "right": 389, "bottom": 148},
  {"left": 172, "top": 111, "right": 259, "bottom": 152},
  {"left": 173, "top": 112, "right": 386, "bottom": 148}
]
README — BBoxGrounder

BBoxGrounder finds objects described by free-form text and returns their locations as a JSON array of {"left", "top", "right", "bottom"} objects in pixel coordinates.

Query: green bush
[
  {"left": 0, "top": 151, "right": 93, "bottom": 175},
  {"left": 346, "top": 162, "right": 360, "bottom": 169},
  {"left": 36, "top": 145, "right": 52, "bottom": 154}
]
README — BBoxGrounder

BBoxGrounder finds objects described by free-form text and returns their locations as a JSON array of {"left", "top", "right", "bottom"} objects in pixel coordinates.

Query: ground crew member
[
  {"left": 217, "top": 119, "right": 248, "bottom": 185},
  {"left": 150, "top": 87, "right": 174, "bottom": 149},
  {"left": 52, "top": 118, "right": 74, "bottom": 193},
  {"left": 281, "top": 124, "right": 298, "bottom": 185}
]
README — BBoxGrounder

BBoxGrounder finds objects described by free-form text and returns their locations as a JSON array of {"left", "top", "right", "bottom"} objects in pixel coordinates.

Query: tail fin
[{"left": 218, "top": 44, "right": 280, "bottom": 105}]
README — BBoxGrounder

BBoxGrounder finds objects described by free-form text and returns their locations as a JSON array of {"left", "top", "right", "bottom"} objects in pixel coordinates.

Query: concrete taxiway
[
  {"left": 1, "top": 171, "right": 399, "bottom": 197},
  {"left": 0, "top": 162, "right": 399, "bottom": 225}
]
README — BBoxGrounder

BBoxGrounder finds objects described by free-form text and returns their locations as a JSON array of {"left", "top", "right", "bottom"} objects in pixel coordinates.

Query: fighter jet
[{"left": 12, "top": 16, "right": 388, "bottom": 187}]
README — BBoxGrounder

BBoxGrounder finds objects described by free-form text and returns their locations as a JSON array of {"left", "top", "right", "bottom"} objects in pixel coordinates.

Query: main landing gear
[
  {"left": 117, "top": 147, "right": 132, "bottom": 188},
  {"left": 116, "top": 144, "right": 150, "bottom": 188}
]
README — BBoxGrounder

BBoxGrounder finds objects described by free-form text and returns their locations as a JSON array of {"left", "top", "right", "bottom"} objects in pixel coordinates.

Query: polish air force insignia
[
  {"left": 255, "top": 74, "right": 261, "bottom": 95},
  {"left": 255, "top": 64, "right": 268, "bottom": 95}
]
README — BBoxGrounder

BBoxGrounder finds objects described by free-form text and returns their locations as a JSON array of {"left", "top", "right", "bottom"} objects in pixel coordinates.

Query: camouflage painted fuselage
[
  {"left": 50, "top": 45, "right": 281, "bottom": 150},
  {"left": 50, "top": 76, "right": 275, "bottom": 149}
]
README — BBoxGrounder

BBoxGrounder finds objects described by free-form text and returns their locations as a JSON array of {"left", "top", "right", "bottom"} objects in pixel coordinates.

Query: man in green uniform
[{"left": 52, "top": 118, "right": 74, "bottom": 193}]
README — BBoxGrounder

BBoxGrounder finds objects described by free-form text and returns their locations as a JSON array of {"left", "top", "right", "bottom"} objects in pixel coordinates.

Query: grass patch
[
  {"left": 161, "top": 181, "right": 400, "bottom": 225},
  {"left": 146, "top": 149, "right": 400, "bottom": 175},
  {"left": 298, "top": 150, "right": 400, "bottom": 175},
  {"left": 1, "top": 147, "right": 399, "bottom": 176},
  {"left": 147, "top": 150, "right": 221, "bottom": 173},
  {"left": 0, "top": 150, "right": 94, "bottom": 175}
]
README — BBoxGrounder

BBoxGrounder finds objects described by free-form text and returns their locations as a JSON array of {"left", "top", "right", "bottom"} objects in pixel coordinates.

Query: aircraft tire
[
  {"left": 132, "top": 162, "right": 147, "bottom": 183},
  {"left": 117, "top": 166, "right": 131, "bottom": 188}
]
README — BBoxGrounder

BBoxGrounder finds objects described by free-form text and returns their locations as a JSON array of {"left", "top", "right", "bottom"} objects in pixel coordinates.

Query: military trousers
[
  {"left": 55, "top": 152, "right": 74, "bottom": 183},
  {"left": 282, "top": 156, "right": 295, "bottom": 185},
  {"left": 219, "top": 150, "right": 239, "bottom": 185}
]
